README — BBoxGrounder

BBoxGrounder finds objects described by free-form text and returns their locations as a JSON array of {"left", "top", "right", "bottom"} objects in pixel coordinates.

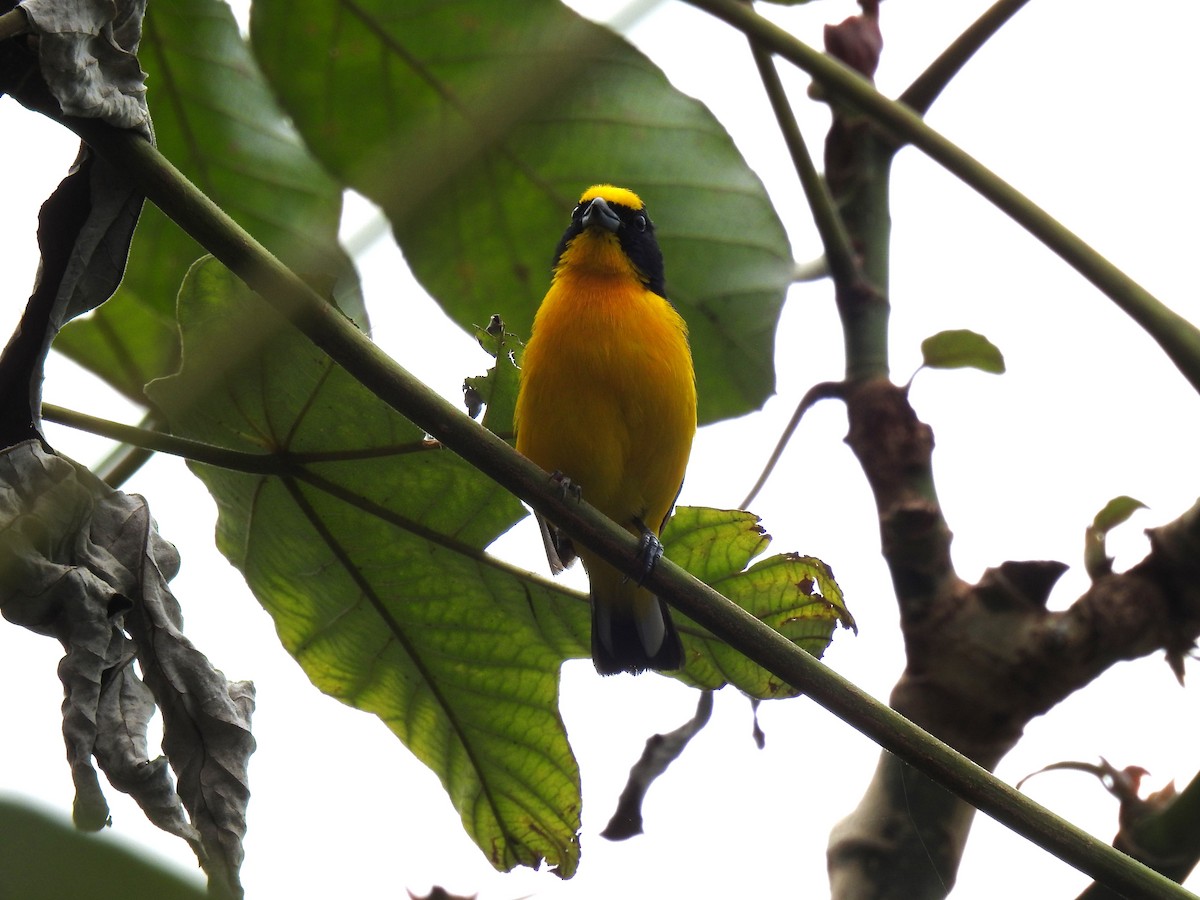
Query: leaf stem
[
  {"left": 41, "top": 403, "right": 284, "bottom": 474},
  {"left": 685, "top": 0, "right": 1200, "bottom": 397},
  {"left": 63, "top": 117, "right": 1198, "bottom": 900},
  {"left": 746, "top": 37, "right": 858, "bottom": 287},
  {"left": 739, "top": 381, "right": 844, "bottom": 509},
  {"left": 41, "top": 401, "right": 581, "bottom": 605},
  {"left": 42, "top": 402, "right": 455, "bottom": 470}
]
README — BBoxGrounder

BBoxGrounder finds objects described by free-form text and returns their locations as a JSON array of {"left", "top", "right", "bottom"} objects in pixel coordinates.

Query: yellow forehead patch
[{"left": 579, "top": 184, "right": 644, "bottom": 211}]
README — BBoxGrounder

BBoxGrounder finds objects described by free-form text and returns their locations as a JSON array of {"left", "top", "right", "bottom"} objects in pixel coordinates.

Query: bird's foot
[
  {"left": 632, "top": 518, "right": 663, "bottom": 586},
  {"left": 548, "top": 470, "right": 582, "bottom": 502}
]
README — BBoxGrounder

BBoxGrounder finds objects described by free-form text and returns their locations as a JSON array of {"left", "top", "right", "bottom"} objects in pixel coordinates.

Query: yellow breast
[{"left": 515, "top": 265, "right": 696, "bottom": 532}]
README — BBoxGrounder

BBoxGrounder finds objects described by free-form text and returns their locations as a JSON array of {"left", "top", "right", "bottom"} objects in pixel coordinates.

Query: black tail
[{"left": 591, "top": 594, "right": 684, "bottom": 676}]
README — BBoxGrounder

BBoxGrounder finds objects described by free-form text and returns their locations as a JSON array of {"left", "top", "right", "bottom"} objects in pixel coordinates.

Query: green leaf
[
  {"left": 1084, "top": 495, "right": 1147, "bottom": 580},
  {"left": 0, "top": 798, "right": 207, "bottom": 900},
  {"left": 662, "top": 507, "right": 855, "bottom": 695},
  {"left": 1091, "top": 495, "right": 1148, "bottom": 533},
  {"left": 54, "top": 0, "right": 363, "bottom": 403},
  {"left": 147, "top": 258, "right": 582, "bottom": 878},
  {"left": 463, "top": 316, "right": 522, "bottom": 439},
  {"left": 662, "top": 505, "right": 772, "bottom": 582},
  {"left": 920, "top": 329, "right": 1006, "bottom": 374},
  {"left": 249, "top": 0, "right": 793, "bottom": 424}
]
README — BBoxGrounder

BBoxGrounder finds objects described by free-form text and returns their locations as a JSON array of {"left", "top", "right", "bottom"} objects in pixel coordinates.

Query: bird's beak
[{"left": 581, "top": 196, "right": 621, "bottom": 233}]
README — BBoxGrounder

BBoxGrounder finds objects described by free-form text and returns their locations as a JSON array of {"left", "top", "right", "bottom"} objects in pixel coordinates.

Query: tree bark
[{"left": 826, "top": 379, "right": 1200, "bottom": 898}]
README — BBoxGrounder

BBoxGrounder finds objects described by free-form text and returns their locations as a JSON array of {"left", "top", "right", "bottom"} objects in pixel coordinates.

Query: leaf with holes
[
  {"left": 463, "top": 316, "right": 522, "bottom": 439},
  {"left": 662, "top": 506, "right": 855, "bottom": 695}
]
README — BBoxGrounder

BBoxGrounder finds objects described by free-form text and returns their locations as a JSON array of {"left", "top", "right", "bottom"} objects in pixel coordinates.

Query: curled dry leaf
[
  {"left": 18, "top": 0, "right": 151, "bottom": 133},
  {"left": 0, "top": 440, "right": 254, "bottom": 898}
]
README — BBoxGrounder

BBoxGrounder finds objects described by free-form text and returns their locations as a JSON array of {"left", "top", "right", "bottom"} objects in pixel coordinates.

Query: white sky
[{"left": 2, "top": 1, "right": 1199, "bottom": 898}]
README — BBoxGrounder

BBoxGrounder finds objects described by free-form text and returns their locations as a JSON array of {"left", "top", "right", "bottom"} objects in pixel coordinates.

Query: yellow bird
[{"left": 514, "top": 185, "right": 697, "bottom": 675}]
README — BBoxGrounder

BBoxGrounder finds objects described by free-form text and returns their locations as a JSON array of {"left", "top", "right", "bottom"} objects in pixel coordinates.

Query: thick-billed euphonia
[{"left": 514, "top": 185, "right": 697, "bottom": 675}]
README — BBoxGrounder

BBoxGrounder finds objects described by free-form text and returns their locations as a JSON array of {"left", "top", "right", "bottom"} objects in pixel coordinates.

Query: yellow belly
[{"left": 514, "top": 271, "right": 696, "bottom": 536}]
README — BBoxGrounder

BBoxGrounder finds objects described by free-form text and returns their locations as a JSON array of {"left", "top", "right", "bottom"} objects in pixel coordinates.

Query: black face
[{"left": 551, "top": 197, "right": 667, "bottom": 298}]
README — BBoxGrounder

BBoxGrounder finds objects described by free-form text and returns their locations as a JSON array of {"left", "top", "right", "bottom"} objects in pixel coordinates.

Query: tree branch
[
  {"left": 831, "top": 480, "right": 1200, "bottom": 898},
  {"left": 739, "top": 380, "right": 844, "bottom": 509}
]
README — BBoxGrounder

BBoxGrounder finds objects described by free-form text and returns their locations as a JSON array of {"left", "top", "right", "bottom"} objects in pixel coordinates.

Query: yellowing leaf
[
  {"left": 663, "top": 507, "right": 855, "bottom": 696},
  {"left": 662, "top": 506, "right": 771, "bottom": 582}
]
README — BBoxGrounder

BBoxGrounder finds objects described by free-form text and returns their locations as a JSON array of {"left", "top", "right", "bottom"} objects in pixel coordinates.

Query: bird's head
[{"left": 551, "top": 184, "right": 666, "bottom": 296}]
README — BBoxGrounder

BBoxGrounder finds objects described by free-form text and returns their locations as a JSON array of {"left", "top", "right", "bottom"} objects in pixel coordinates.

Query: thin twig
[
  {"left": 41, "top": 402, "right": 443, "bottom": 472},
  {"left": 746, "top": 35, "right": 859, "bottom": 287},
  {"left": 95, "top": 443, "right": 155, "bottom": 488},
  {"left": 740, "top": 380, "right": 845, "bottom": 509},
  {"left": 41, "top": 402, "right": 581, "bottom": 602},
  {"left": 900, "top": 0, "right": 1033, "bottom": 114},
  {"left": 86, "top": 409, "right": 162, "bottom": 487},
  {"left": 792, "top": 255, "right": 830, "bottom": 283}
]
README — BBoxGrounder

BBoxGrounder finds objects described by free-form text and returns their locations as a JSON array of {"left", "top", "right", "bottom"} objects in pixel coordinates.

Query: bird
[{"left": 514, "top": 184, "right": 697, "bottom": 675}]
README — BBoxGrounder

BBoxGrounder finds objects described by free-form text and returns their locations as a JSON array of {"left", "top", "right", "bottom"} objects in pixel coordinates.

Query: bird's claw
[
  {"left": 633, "top": 519, "right": 663, "bottom": 586},
  {"left": 549, "top": 470, "right": 582, "bottom": 502}
]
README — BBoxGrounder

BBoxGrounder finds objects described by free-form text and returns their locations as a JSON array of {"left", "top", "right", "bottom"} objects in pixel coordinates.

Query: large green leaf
[
  {"left": 249, "top": 0, "right": 793, "bottom": 424},
  {"left": 54, "top": 0, "right": 362, "bottom": 402},
  {"left": 147, "top": 258, "right": 583, "bottom": 877}
]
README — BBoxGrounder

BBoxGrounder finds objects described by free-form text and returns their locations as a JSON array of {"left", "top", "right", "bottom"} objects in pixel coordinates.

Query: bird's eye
[
  {"left": 635, "top": 214, "right": 647, "bottom": 232},
  {"left": 570, "top": 204, "right": 582, "bottom": 221}
]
